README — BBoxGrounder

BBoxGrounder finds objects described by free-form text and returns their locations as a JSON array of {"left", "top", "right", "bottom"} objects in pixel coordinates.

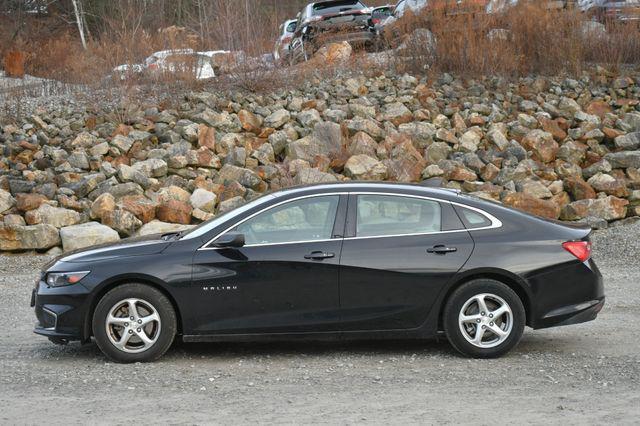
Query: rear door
[{"left": 338, "top": 193, "right": 475, "bottom": 331}]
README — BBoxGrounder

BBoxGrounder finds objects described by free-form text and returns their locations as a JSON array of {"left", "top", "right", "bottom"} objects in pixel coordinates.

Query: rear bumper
[
  {"left": 534, "top": 297, "right": 605, "bottom": 329},
  {"left": 528, "top": 258, "right": 605, "bottom": 329}
]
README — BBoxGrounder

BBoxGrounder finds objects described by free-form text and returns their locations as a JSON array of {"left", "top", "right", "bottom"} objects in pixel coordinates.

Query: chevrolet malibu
[{"left": 32, "top": 182, "right": 604, "bottom": 363}]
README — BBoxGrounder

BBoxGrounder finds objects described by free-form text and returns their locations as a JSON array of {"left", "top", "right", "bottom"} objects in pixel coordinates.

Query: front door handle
[
  {"left": 427, "top": 245, "right": 458, "bottom": 255},
  {"left": 304, "top": 251, "right": 335, "bottom": 260}
]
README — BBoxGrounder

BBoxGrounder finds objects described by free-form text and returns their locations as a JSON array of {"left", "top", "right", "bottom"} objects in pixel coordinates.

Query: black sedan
[{"left": 32, "top": 182, "right": 604, "bottom": 363}]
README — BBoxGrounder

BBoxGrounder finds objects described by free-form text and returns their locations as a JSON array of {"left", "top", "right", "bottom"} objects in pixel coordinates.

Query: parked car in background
[
  {"left": 274, "top": 19, "right": 298, "bottom": 64},
  {"left": 112, "top": 49, "right": 227, "bottom": 81},
  {"left": 577, "top": 0, "right": 640, "bottom": 23},
  {"left": 289, "top": 0, "right": 374, "bottom": 63},
  {"left": 369, "top": 4, "right": 395, "bottom": 29},
  {"left": 374, "top": 0, "right": 429, "bottom": 47}
]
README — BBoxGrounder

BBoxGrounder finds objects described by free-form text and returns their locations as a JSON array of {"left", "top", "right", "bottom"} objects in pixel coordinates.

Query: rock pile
[{"left": 2, "top": 69, "right": 640, "bottom": 251}]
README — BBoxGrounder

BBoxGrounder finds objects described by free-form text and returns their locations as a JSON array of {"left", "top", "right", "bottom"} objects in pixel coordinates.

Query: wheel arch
[
  {"left": 437, "top": 268, "right": 533, "bottom": 330},
  {"left": 83, "top": 274, "right": 183, "bottom": 341}
]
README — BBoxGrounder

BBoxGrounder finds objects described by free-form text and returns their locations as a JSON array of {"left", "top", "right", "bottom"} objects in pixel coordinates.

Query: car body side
[{"left": 33, "top": 184, "right": 604, "bottom": 344}]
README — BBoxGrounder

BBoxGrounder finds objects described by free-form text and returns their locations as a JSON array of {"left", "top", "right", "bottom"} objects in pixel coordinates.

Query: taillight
[
  {"left": 373, "top": 18, "right": 381, "bottom": 24},
  {"left": 562, "top": 241, "right": 592, "bottom": 262}
]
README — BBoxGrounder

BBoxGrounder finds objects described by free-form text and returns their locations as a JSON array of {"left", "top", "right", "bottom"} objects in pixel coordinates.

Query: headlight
[{"left": 45, "top": 271, "right": 90, "bottom": 288}]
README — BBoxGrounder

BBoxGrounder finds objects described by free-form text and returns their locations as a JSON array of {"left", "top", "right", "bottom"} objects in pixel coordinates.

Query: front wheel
[
  {"left": 443, "top": 279, "right": 525, "bottom": 358},
  {"left": 92, "top": 283, "right": 177, "bottom": 363}
]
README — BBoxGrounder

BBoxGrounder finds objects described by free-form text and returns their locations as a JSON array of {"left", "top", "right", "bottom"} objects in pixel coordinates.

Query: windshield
[
  {"left": 180, "top": 194, "right": 276, "bottom": 241},
  {"left": 312, "top": 1, "right": 367, "bottom": 15}
]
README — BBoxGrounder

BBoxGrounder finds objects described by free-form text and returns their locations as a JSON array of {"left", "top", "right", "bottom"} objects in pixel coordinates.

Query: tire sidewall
[
  {"left": 444, "top": 279, "right": 525, "bottom": 358},
  {"left": 92, "top": 283, "right": 177, "bottom": 363}
]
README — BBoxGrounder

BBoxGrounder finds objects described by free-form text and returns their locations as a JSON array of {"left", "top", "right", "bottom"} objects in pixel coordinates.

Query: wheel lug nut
[
  {"left": 490, "top": 322, "right": 494, "bottom": 326},
  {"left": 137, "top": 328, "right": 141, "bottom": 332},
  {"left": 489, "top": 314, "right": 493, "bottom": 318},
  {"left": 138, "top": 320, "right": 142, "bottom": 324},
  {"left": 124, "top": 322, "right": 129, "bottom": 327},
  {"left": 481, "top": 312, "right": 485, "bottom": 316},
  {"left": 482, "top": 325, "right": 486, "bottom": 329},
  {"left": 476, "top": 319, "right": 481, "bottom": 323},
  {"left": 130, "top": 316, "right": 134, "bottom": 320},
  {"left": 128, "top": 330, "right": 133, "bottom": 334}
]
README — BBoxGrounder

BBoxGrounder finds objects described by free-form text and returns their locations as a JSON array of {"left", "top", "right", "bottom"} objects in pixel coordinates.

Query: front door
[
  {"left": 191, "top": 194, "right": 346, "bottom": 335},
  {"left": 339, "top": 194, "right": 474, "bottom": 331}
]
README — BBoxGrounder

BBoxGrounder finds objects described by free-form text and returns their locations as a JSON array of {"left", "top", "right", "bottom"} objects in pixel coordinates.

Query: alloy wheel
[
  {"left": 458, "top": 293, "right": 513, "bottom": 349},
  {"left": 105, "top": 298, "right": 161, "bottom": 354}
]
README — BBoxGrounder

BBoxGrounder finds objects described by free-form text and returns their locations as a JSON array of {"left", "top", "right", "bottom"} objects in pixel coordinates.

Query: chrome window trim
[{"left": 198, "top": 191, "right": 502, "bottom": 250}]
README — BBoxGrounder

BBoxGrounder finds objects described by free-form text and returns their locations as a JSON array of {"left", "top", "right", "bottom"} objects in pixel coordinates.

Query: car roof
[{"left": 270, "top": 182, "right": 461, "bottom": 200}]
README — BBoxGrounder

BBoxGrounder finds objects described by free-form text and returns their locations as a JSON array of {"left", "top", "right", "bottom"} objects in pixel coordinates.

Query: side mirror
[{"left": 213, "top": 232, "right": 245, "bottom": 248}]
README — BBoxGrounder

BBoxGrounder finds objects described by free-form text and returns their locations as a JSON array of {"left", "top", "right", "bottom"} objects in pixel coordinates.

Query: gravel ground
[{"left": 0, "top": 223, "right": 639, "bottom": 425}]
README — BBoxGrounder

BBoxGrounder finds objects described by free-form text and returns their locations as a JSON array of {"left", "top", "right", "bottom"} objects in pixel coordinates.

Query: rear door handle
[
  {"left": 427, "top": 245, "right": 457, "bottom": 255},
  {"left": 304, "top": 251, "right": 335, "bottom": 260}
]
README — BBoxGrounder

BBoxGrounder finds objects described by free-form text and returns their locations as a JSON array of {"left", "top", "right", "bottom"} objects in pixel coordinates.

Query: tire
[
  {"left": 443, "top": 279, "right": 525, "bottom": 358},
  {"left": 92, "top": 283, "right": 177, "bottom": 363}
]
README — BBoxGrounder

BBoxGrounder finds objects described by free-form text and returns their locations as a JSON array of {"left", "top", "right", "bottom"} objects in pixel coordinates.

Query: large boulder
[
  {"left": 190, "top": 188, "right": 217, "bottom": 213},
  {"left": 136, "top": 220, "right": 194, "bottom": 237},
  {"left": 101, "top": 209, "right": 142, "bottom": 237},
  {"left": 118, "top": 195, "right": 158, "bottom": 224},
  {"left": 25, "top": 204, "right": 81, "bottom": 228},
  {"left": 344, "top": 155, "right": 388, "bottom": 180},
  {"left": 156, "top": 200, "right": 193, "bottom": 224},
  {"left": 502, "top": 193, "right": 561, "bottom": 219},
  {"left": 521, "top": 130, "right": 559, "bottom": 163},
  {"left": 605, "top": 151, "right": 640, "bottom": 169},
  {"left": 264, "top": 109, "right": 290, "bottom": 129},
  {"left": 59, "top": 222, "right": 120, "bottom": 252},
  {"left": 294, "top": 168, "right": 338, "bottom": 185},
  {"left": 0, "top": 224, "right": 60, "bottom": 251},
  {"left": 560, "top": 196, "right": 629, "bottom": 221}
]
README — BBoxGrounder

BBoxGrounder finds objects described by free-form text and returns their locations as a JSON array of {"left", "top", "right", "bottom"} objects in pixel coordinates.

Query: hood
[{"left": 49, "top": 233, "right": 173, "bottom": 266}]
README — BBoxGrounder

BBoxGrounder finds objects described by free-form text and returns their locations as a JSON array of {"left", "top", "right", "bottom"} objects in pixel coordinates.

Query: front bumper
[{"left": 32, "top": 279, "right": 92, "bottom": 342}]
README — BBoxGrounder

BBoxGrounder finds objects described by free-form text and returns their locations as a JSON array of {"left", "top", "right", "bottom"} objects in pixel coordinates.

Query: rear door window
[{"left": 356, "top": 195, "right": 441, "bottom": 238}]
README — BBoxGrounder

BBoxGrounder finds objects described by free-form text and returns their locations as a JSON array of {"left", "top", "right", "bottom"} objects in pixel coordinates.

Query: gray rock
[
  {"left": 218, "top": 164, "right": 263, "bottom": 190},
  {"left": 604, "top": 151, "right": 640, "bottom": 169},
  {"left": 111, "top": 134, "right": 134, "bottom": 153},
  {"left": 344, "top": 155, "right": 388, "bottom": 180},
  {"left": 132, "top": 158, "right": 168, "bottom": 178},
  {"left": 294, "top": 168, "right": 338, "bottom": 185},
  {"left": 297, "top": 109, "right": 322, "bottom": 128},
  {"left": 0, "top": 224, "right": 60, "bottom": 251},
  {"left": 614, "top": 132, "right": 640, "bottom": 150},
  {"left": 0, "top": 189, "right": 15, "bottom": 213},
  {"left": 26, "top": 204, "right": 81, "bottom": 228},
  {"left": 136, "top": 220, "right": 194, "bottom": 237},
  {"left": 60, "top": 222, "right": 120, "bottom": 251},
  {"left": 101, "top": 209, "right": 142, "bottom": 237},
  {"left": 190, "top": 188, "right": 217, "bottom": 213},
  {"left": 265, "top": 109, "right": 291, "bottom": 129},
  {"left": 218, "top": 196, "right": 246, "bottom": 214}
]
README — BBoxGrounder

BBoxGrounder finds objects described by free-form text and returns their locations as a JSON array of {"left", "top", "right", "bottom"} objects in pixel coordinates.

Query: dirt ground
[{"left": 0, "top": 223, "right": 639, "bottom": 425}]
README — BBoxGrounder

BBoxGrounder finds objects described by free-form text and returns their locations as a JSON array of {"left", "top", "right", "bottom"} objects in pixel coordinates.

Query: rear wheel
[
  {"left": 93, "top": 283, "right": 176, "bottom": 363},
  {"left": 443, "top": 279, "right": 525, "bottom": 358}
]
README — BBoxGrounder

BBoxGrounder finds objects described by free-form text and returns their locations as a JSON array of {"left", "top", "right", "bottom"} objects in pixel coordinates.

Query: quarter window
[
  {"left": 356, "top": 195, "right": 441, "bottom": 238},
  {"left": 458, "top": 207, "right": 492, "bottom": 229},
  {"left": 233, "top": 196, "right": 340, "bottom": 245}
]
